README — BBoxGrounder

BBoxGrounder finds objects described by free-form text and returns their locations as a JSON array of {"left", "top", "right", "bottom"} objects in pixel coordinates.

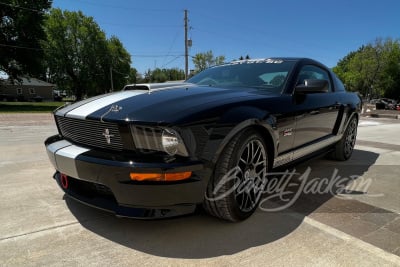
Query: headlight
[
  {"left": 130, "top": 126, "right": 189, "bottom": 157},
  {"left": 162, "top": 128, "right": 180, "bottom": 155}
]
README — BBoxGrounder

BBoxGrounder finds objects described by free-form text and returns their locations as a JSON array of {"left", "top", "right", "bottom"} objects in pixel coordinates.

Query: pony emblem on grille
[{"left": 102, "top": 128, "right": 114, "bottom": 144}]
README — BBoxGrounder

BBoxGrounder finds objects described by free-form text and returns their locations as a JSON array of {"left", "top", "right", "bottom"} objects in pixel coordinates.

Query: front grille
[{"left": 56, "top": 116, "right": 123, "bottom": 151}]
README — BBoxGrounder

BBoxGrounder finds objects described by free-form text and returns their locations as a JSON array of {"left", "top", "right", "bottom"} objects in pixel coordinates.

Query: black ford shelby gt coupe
[{"left": 45, "top": 58, "right": 361, "bottom": 221}]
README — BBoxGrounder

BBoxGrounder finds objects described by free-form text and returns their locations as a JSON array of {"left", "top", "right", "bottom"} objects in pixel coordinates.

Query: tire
[
  {"left": 203, "top": 129, "right": 268, "bottom": 222},
  {"left": 330, "top": 116, "right": 358, "bottom": 161}
]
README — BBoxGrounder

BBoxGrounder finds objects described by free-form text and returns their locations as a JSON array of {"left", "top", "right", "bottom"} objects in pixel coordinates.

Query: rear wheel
[
  {"left": 203, "top": 129, "right": 268, "bottom": 221},
  {"left": 330, "top": 116, "right": 358, "bottom": 161}
]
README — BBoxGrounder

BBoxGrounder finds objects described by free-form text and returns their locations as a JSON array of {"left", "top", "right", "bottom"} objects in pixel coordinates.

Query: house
[{"left": 0, "top": 77, "right": 56, "bottom": 101}]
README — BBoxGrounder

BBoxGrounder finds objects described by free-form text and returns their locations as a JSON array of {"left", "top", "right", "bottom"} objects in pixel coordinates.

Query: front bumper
[{"left": 45, "top": 135, "right": 207, "bottom": 219}]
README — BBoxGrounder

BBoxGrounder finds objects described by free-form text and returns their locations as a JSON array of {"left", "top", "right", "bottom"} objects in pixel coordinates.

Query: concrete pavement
[{"left": 0, "top": 113, "right": 399, "bottom": 266}]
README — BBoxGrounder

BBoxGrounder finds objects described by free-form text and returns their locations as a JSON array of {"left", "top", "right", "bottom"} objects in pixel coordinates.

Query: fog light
[{"left": 130, "top": 171, "right": 192, "bottom": 182}]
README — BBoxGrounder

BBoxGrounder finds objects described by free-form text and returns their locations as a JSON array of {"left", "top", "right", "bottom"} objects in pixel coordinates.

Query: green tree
[
  {"left": 151, "top": 68, "right": 168, "bottom": 83},
  {"left": 127, "top": 67, "right": 140, "bottom": 84},
  {"left": 0, "top": 0, "right": 52, "bottom": 80},
  {"left": 238, "top": 55, "right": 250, "bottom": 60},
  {"left": 192, "top": 50, "right": 225, "bottom": 72},
  {"left": 165, "top": 68, "right": 185, "bottom": 81},
  {"left": 215, "top": 55, "right": 225, "bottom": 66},
  {"left": 333, "top": 38, "right": 400, "bottom": 99},
  {"left": 270, "top": 74, "right": 286, "bottom": 86},
  {"left": 141, "top": 68, "right": 185, "bottom": 83},
  {"left": 43, "top": 9, "right": 131, "bottom": 100},
  {"left": 376, "top": 39, "right": 400, "bottom": 99},
  {"left": 106, "top": 36, "right": 131, "bottom": 92}
]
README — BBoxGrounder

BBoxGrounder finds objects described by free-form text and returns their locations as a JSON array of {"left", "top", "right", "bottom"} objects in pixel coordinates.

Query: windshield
[{"left": 187, "top": 59, "right": 296, "bottom": 93}]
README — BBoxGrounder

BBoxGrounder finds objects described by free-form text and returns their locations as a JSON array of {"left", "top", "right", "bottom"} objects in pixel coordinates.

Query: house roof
[{"left": 1, "top": 77, "right": 55, "bottom": 87}]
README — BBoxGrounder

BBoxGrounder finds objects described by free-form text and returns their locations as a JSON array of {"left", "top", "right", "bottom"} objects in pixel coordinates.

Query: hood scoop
[{"left": 123, "top": 82, "right": 194, "bottom": 92}]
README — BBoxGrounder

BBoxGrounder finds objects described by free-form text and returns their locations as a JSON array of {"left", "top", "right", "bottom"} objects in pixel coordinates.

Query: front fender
[
  {"left": 200, "top": 106, "right": 278, "bottom": 166},
  {"left": 218, "top": 106, "right": 268, "bottom": 124}
]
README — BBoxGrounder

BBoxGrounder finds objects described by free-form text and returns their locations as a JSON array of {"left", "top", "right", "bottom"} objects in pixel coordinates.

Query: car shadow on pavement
[
  {"left": 264, "top": 148, "right": 381, "bottom": 216},
  {"left": 65, "top": 149, "right": 379, "bottom": 259}
]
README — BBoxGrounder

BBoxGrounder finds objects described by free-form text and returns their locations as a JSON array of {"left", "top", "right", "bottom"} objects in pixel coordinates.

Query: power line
[
  {"left": 97, "top": 21, "right": 181, "bottom": 28},
  {"left": 0, "top": 43, "right": 43, "bottom": 51},
  {"left": 161, "top": 55, "right": 184, "bottom": 68},
  {"left": 161, "top": 29, "right": 181, "bottom": 67},
  {"left": 73, "top": 0, "right": 179, "bottom": 12},
  {"left": 190, "top": 10, "right": 330, "bottom": 56},
  {"left": 0, "top": 1, "right": 47, "bottom": 13},
  {"left": 131, "top": 54, "right": 184, "bottom": 58},
  {"left": 0, "top": 43, "right": 185, "bottom": 61}
]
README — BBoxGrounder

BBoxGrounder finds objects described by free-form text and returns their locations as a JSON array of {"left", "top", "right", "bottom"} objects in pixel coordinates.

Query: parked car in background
[
  {"left": 0, "top": 94, "right": 15, "bottom": 102},
  {"left": 373, "top": 98, "right": 398, "bottom": 110},
  {"left": 369, "top": 99, "right": 381, "bottom": 105},
  {"left": 382, "top": 98, "right": 398, "bottom": 110},
  {"left": 45, "top": 58, "right": 361, "bottom": 221},
  {"left": 53, "top": 94, "right": 63, "bottom": 101}
]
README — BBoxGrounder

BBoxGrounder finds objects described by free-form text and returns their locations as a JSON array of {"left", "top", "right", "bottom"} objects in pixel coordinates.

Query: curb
[{"left": 368, "top": 113, "right": 400, "bottom": 119}]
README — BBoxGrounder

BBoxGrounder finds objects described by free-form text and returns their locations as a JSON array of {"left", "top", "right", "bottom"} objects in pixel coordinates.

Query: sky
[{"left": 52, "top": 0, "right": 400, "bottom": 75}]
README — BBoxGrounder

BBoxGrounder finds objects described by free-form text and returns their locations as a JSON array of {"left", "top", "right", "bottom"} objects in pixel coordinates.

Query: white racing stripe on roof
[{"left": 65, "top": 90, "right": 147, "bottom": 119}]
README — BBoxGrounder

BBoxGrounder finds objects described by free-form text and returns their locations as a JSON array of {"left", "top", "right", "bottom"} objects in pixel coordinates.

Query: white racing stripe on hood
[{"left": 65, "top": 90, "right": 148, "bottom": 119}]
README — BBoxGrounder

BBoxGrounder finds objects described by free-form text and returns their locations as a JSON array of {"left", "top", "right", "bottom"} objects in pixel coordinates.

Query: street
[{"left": 0, "top": 114, "right": 399, "bottom": 266}]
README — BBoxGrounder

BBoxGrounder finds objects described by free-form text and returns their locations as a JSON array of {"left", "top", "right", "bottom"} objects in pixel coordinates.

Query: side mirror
[{"left": 295, "top": 79, "right": 329, "bottom": 94}]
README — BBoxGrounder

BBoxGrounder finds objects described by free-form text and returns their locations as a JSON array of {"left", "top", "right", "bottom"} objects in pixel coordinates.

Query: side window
[
  {"left": 297, "top": 65, "right": 331, "bottom": 92},
  {"left": 29, "top": 88, "right": 36, "bottom": 95},
  {"left": 16, "top": 88, "right": 23, "bottom": 95},
  {"left": 259, "top": 71, "right": 288, "bottom": 87}
]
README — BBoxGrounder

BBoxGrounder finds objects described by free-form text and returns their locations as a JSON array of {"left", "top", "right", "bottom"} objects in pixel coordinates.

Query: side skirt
[{"left": 273, "top": 135, "right": 341, "bottom": 168}]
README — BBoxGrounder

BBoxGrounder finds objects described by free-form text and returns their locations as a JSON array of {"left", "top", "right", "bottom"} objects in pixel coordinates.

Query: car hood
[{"left": 55, "top": 83, "right": 275, "bottom": 124}]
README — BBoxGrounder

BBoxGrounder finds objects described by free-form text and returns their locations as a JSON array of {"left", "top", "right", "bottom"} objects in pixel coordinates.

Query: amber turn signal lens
[{"left": 130, "top": 171, "right": 192, "bottom": 182}]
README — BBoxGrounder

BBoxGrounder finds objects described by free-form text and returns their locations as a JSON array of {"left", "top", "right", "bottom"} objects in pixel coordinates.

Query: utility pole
[
  {"left": 184, "top": 9, "right": 189, "bottom": 79},
  {"left": 110, "top": 66, "right": 114, "bottom": 92}
]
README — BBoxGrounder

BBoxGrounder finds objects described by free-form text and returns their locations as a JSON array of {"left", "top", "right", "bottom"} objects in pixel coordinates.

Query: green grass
[{"left": 0, "top": 101, "right": 66, "bottom": 113}]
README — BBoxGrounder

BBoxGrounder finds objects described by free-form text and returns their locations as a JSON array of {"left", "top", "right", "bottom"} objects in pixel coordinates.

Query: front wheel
[
  {"left": 203, "top": 129, "right": 269, "bottom": 222},
  {"left": 330, "top": 116, "right": 358, "bottom": 161}
]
